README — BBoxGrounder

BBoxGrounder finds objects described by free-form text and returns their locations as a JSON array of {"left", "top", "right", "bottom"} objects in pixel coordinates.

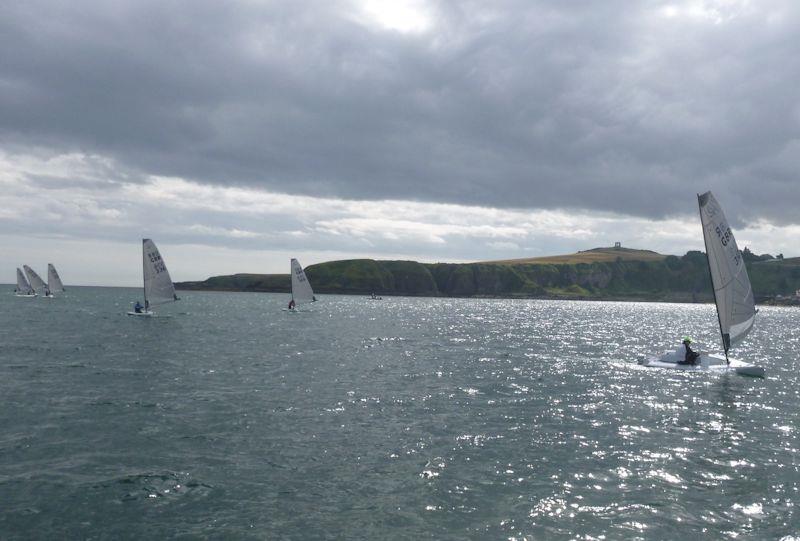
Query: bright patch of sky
[
  {"left": 659, "top": 0, "right": 754, "bottom": 23},
  {"left": 357, "top": 0, "right": 433, "bottom": 33}
]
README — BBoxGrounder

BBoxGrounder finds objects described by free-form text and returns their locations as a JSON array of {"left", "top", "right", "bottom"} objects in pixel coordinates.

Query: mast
[
  {"left": 698, "top": 193, "right": 729, "bottom": 365},
  {"left": 142, "top": 239, "right": 148, "bottom": 309}
]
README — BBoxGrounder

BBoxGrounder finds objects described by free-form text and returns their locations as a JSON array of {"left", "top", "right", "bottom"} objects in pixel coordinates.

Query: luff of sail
[
  {"left": 142, "top": 239, "right": 178, "bottom": 308},
  {"left": 47, "top": 264, "right": 64, "bottom": 293},
  {"left": 23, "top": 265, "right": 47, "bottom": 295},
  {"left": 16, "top": 268, "right": 34, "bottom": 294},
  {"left": 698, "top": 191, "right": 756, "bottom": 352},
  {"left": 290, "top": 258, "right": 315, "bottom": 304}
]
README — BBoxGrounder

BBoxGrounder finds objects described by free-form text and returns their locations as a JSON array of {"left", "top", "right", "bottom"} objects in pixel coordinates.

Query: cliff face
[
  {"left": 304, "top": 259, "right": 439, "bottom": 295},
  {"left": 175, "top": 251, "right": 800, "bottom": 301}
]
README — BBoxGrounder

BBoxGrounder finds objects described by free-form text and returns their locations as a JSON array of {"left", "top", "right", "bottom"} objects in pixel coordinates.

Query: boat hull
[
  {"left": 126, "top": 311, "right": 155, "bottom": 317},
  {"left": 639, "top": 348, "right": 764, "bottom": 378}
]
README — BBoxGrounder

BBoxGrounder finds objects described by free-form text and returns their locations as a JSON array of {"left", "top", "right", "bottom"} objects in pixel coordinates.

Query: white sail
[
  {"left": 290, "top": 258, "right": 315, "bottom": 304},
  {"left": 142, "top": 239, "right": 178, "bottom": 308},
  {"left": 23, "top": 265, "right": 47, "bottom": 295},
  {"left": 698, "top": 191, "right": 756, "bottom": 352},
  {"left": 47, "top": 264, "right": 64, "bottom": 293},
  {"left": 16, "top": 268, "right": 34, "bottom": 294}
]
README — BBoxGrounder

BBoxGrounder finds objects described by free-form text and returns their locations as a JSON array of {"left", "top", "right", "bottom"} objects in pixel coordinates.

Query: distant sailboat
[
  {"left": 23, "top": 265, "right": 49, "bottom": 297},
  {"left": 640, "top": 191, "right": 763, "bottom": 377},
  {"left": 14, "top": 268, "right": 36, "bottom": 297},
  {"left": 127, "top": 238, "right": 179, "bottom": 317},
  {"left": 286, "top": 258, "right": 316, "bottom": 311},
  {"left": 47, "top": 264, "right": 65, "bottom": 296}
]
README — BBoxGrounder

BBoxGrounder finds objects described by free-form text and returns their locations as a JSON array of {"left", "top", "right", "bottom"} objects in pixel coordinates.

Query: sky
[{"left": 2, "top": 0, "right": 799, "bottom": 286}]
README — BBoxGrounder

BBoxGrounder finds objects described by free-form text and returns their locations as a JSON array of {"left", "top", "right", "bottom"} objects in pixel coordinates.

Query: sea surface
[{"left": 1, "top": 287, "right": 799, "bottom": 540}]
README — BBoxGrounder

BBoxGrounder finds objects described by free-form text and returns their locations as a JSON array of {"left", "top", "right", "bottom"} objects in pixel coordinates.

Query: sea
[{"left": 1, "top": 286, "right": 799, "bottom": 540}]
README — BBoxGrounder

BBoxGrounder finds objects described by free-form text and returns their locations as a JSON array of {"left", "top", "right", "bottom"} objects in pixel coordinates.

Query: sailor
[
  {"left": 288, "top": 299, "right": 295, "bottom": 310},
  {"left": 678, "top": 336, "right": 699, "bottom": 365},
  {"left": 134, "top": 301, "right": 143, "bottom": 313}
]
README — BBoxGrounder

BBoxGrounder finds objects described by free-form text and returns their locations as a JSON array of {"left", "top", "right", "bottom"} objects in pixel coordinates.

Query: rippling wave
[{"left": 0, "top": 288, "right": 798, "bottom": 538}]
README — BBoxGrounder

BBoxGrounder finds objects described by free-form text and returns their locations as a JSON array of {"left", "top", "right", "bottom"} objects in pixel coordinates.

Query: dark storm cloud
[{"left": 2, "top": 0, "right": 799, "bottom": 224}]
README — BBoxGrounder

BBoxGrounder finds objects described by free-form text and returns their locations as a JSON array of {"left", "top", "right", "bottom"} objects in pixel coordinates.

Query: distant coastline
[{"left": 175, "top": 246, "right": 800, "bottom": 305}]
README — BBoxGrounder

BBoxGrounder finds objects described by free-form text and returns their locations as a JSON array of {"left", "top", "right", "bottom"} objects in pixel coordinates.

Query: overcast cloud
[{"left": 1, "top": 1, "right": 799, "bottom": 285}]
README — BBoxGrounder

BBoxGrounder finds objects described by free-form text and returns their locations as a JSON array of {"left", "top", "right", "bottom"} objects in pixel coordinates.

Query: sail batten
[
  {"left": 698, "top": 191, "right": 756, "bottom": 353},
  {"left": 290, "top": 258, "right": 315, "bottom": 305},
  {"left": 142, "top": 239, "right": 178, "bottom": 308}
]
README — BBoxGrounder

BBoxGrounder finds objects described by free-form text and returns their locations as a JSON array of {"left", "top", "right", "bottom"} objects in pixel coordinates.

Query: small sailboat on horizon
[
  {"left": 23, "top": 265, "right": 50, "bottom": 298},
  {"left": 285, "top": 258, "right": 316, "bottom": 312},
  {"left": 14, "top": 268, "right": 36, "bottom": 297},
  {"left": 640, "top": 191, "right": 764, "bottom": 377},
  {"left": 47, "top": 264, "right": 65, "bottom": 297},
  {"left": 127, "top": 238, "right": 179, "bottom": 317}
]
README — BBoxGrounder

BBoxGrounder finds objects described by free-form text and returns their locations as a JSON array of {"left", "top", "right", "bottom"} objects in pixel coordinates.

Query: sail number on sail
[
  {"left": 715, "top": 223, "right": 742, "bottom": 267},
  {"left": 294, "top": 268, "right": 307, "bottom": 283},
  {"left": 715, "top": 225, "right": 733, "bottom": 247},
  {"left": 148, "top": 251, "right": 167, "bottom": 274},
  {"left": 715, "top": 223, "right": 741, "bottom": 266}
]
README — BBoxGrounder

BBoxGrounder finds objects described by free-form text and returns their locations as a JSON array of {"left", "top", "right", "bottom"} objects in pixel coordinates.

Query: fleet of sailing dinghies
[
  {"left": 127, "top": 239, "right": 179, "bottom": 317},
  {"left": 14, "top": 267, "right": 36, "bottom": 297},
  {"left": 14, "top": 264, "right": 66, "bottom": 298},
  {"left": 1, "top": 194, "right": 774, "bottom": 379},
  {"left": 639, "top": 191, "right": 764, "bottom": 377},
  {"left": 286, "top": 258, "right": 316, "bottom": 311}
]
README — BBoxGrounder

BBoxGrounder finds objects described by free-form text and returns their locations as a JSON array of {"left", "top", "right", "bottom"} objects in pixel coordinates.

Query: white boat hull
[
  {"left": 126, "top": 311, "right": 155, "bottom": 317},
  {"left": 639, "top": 348, "right": 764, "bottom": 378},
  {"left": 15, "top": 293, "right": 37, "bottom": 298}
]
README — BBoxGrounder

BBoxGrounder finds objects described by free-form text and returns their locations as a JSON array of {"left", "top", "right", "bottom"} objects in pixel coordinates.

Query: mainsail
[
  {"left": 16, "top": 268, "right": 34, "bottom": 294},
  {"left": 142, "top": 239, "right": 178, "bottom": 308},
  {"left": 23, "top": 265, "right": 47, "bottom": 295},
  {"left": 698, "top": 191, "right": 756, "bottom": 353},
  {"left": 47, "top": 264, "right": 65, "bottom": 293},
  {"left": 290, "top": 258, "right": 315, "bottom": 304}
]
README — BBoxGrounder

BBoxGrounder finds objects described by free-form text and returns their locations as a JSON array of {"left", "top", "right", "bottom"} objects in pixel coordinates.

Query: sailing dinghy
[
  {"left": 284, "top": 258, "right": 316, "bottom": 312},
  {"left": 47, "top": 264, "right": 65, "bottom": 297},
  {"left": 14, "top": 268, "right": 36, "bottom": 297},
  {"left": 127, "top": 238, "right": 179, "bottom": 317},
  {"left": 640, "top": 192, "right": 763, "bottom": 377},
  {"left": 23, "top": 265, "right": 49, "bottom": 297}
]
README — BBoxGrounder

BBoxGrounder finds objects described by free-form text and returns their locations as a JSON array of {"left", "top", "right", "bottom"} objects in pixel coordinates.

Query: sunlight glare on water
[{"left": 0, "top": 288, "right": 798, "bottom": 538}]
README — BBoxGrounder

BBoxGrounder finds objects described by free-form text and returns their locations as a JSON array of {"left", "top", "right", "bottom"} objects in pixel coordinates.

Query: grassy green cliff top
[
  {"left": 484, "top": 246, "right": 666, "bottom": 265},
  {"left": 175, "top": 247, "right": 800, "bottom": 303}
]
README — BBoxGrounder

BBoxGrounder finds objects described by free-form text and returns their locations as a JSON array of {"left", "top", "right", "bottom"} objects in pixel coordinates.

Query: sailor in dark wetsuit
[{"left": 677, "top": 337, "right": 700, "bottom": 365}]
